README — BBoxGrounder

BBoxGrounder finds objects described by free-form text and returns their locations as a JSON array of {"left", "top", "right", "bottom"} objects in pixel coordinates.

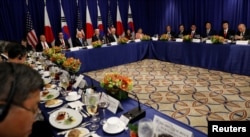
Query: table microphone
[{"left": 122, "top": 91, "right": 146, "bottom": 123}]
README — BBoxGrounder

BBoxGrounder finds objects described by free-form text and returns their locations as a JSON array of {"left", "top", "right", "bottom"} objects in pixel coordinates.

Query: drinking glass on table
[
  {"left": 138, "top": 118, "right": 154, "bottom": 137},
  {"left": 86, "top": 93, "right": 100, "bottom": 130},
  {"left": 98, "top": 92, "right": 110, "bottom": 125},
  {"left": 59, "top": 74, "right": 69, "bottom": 90}
]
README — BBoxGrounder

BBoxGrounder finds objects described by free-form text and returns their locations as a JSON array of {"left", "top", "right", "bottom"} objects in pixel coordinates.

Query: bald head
[
  {"left": 40, "top": 35, "right": 46, "bottom": 42},
  {"left": 238, "top": 24, "right": 246, "bottom": 33},
  {"left": 76, "top": 31, "right": 83, "bottom": 38}
]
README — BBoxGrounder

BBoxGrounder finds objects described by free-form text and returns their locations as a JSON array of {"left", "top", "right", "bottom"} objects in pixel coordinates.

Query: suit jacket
[
  {"left": 165, "top": 31, "right": 175, "bottom": 37},
  {"left": 219, "top": 29, "right": 235, "bottom": 39},
  {"left": 35, "top": 42, "right": 51, "bottom": 52},
  {"left": 175, "top": 30, "right": 188, "bottom": 38},
  {"left": 55, "top": 39, "right": 70, "bottom": 48},
  {"left": 92, "top": 35, "right": 103, "bottom": 42},
  {"left": 189, "top": 30, "right": 201, "bottom": 38},
  {"left": 107, "top": 34, "right": 118, "bottom": 43},
  {"left": 235, "top": 29, "right": 250, "bottom": 40},
  {"left": 22, "top": 44, "right": 33, "bottom": 51},
  {"left": 202, "top": 29, "right": 217, "bottom": 38},
  {"left": 73, "top": 38, "right": 88, "bottom": 47}
]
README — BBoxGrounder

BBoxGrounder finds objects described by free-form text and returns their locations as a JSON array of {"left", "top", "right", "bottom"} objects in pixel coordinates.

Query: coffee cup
[
  {"left": 68, "top": 92, "right": 78, "bottom": 100},
  {"left": 106, "top": 117, "right": 120, "bottom": 131}
]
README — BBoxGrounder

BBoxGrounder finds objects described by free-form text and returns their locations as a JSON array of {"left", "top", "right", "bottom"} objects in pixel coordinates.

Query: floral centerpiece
[
  {"left": 211, "top": 35, "right": 225, "bottom": 44},
  {"left": 43, "top": 46, "right": 62, "bottom": 57},
  {"left": 141, "top": 35, "right": 151, "bottom": 41},
  {"left": 160, "top": 34, "right": 170, "bottom": 41},
  {"left": 62, "top": 57, "right": 81, "bottom": 73},
  {"left": 100, "top": 72, "right": 133, "bottom": 100},
  {"left": 50, "top": 53, "right": 66, "bottom": 65},
  {"left": 92, "top": 40, "right": 102, "bottom": 48},
  {"left": 183, "top": 35, "right": 192, "bottom": 42},
  {"left": 118, "top": 37, "right": 129, "bottom": 44}
]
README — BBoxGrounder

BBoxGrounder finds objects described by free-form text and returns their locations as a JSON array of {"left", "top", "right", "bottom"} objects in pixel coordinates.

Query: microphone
[{"left": 122, "top": 91, "right": 146, "bottom": 123}]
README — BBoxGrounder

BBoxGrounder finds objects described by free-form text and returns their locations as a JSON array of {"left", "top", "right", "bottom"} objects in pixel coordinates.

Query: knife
[{"left": 82, "top": 131, "right": 96, "bottom": 137}]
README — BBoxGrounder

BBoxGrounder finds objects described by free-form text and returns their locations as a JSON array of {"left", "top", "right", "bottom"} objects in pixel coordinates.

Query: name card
[
  {"left": 176, "top": 38, "right": 183, "bottom": 42},
  {"left": 100, "top": 93, "right": 124, "bottom": 114},
  {"left": 86, "top": 45, "right": 93, "bottom": 49},
  {"left": 153, "top": 115, "right": 193, "bottom": 137},
  {"left": 192, "top": 39, "right": 201, "bottom": 43},
  {"left": 70, "top": 47, "right": 80, "bottom": 51},
  {"left": 206, "top": 40, "right": 212, "bottom": 44},
  {"left": 236, "top": 40, "right": 249, "bottom": 45},
  {"left": 73, "top": 75, "right": 84, "bottom": 89},
  {"left": 134, "top": 39, "right": 141, "bottom": 42},
  {"left": 120, "top": 114, "right": 130, "bottom": 126},
  {"left": 110, "top": 42, "right": 118, "bottom": 46}
]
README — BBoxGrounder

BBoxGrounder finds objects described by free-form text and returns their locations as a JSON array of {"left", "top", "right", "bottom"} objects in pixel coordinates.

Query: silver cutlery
[
  {"left": 75, "top": 107, "right": 87, "bottom": 118},
  {"left": 82, "top": 108, "right": 91, "bottom": 117},
  {"left": 56, "top": 122, "right": 91, "bottom": 135},
  {"left": 47, "top": 104, "right": 68, "bottom": 114}
]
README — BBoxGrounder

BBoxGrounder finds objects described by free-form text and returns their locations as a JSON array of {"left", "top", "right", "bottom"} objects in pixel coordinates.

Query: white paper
[
  {"left": 120, "top": 115, "right": 130, "bottom": 126},
  {"left": 70, "top": 47, "right": 80, "bottom": 51},
  {"left": 110, "top": 42, "right": 118, "bottom": 46},
  {"left": 152, "top": 37, "right": 158, "bottom": 41},
  {"left": 68, "top": 101, "right": 84, "bottom": 108},
  {"left": 73, "top": 75, "right": 84, "bottom": 89},
  {"left": 192, "top": 39, "right": 200, "bottom": 43},
  {"left": 206, "top": 40, "right": 212, "bottom": 44},
  {"left": 134, "top": 39, "right": 141, "bottom": 42},
  {"left": 236, "top": 40, "right": 249, "bottom": 45},
  {"left": 153, "top": 115, "right": 193, "bottom": 137},
  {"left": 86, "top": 45, "right": 93, "bottom": 49},
  {"left": 176, "top": 38, "right": 183, "bottom": 42},
  {"left": 100, "top": 94, "right": 123, "bottom": 114}
]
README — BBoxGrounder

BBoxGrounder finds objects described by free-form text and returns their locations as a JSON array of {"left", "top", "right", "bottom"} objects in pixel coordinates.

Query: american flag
[
  {"left": 107, "top": 0, "right": 113, "bottom": 34},
  {"left": 26, "top": 7, "right": 38, "bottom": 47},
  {"left": 76, "top": 2, "right": 85, "bottom": 36}
]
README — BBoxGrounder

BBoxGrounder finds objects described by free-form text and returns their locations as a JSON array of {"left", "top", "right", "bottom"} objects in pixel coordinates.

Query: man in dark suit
[
  {"left": 202, "top": 22, "right": 217, "bottom": 38},
  {"left": 73, "top": 31, "right": 88, "bottom": 47},
  {"left": 175, "top": 24, "right": 188, "bottom": 38},
  {"left": 92, "top": 29, "right": 103, "bottom": 42},
  {"left": 0, "top": 44, "right": 14, "bottom": 62},
  {"left": 165, "top": 25, "right": 175, "bottom": 38},
  {"left": 189, "top": 24, "right": 200, "bottom": 38},
  {"left": 219, "top": 21, "right": 235, "bottom": 39},
  {"left": 35, "top": 35, "right": 51, "bottom": 52},
  {"left": 21, "top": 38, "right": 33, "bottom": 51},
  {"left": 235, "top": 24, "right": 250, "bottom": 40},
  {"left": 55, "top": 32, "right": 70, "bottom": 49},
  {"left": 107, "top": 27, "right": 118, "bottom": 43}
]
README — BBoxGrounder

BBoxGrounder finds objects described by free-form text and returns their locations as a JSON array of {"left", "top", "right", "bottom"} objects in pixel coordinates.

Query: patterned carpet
[{"left": 84, "top": 59, "right": 250, "bottom": 134}]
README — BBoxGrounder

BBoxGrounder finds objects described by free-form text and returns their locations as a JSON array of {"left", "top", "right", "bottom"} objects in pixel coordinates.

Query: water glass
[{"left": 138, "top": 118, "right": 154, "bottom": 137}]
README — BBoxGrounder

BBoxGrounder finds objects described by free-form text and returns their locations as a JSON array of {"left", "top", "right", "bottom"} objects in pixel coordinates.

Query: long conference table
[{"left": 65, "top": 41, "right": 250, "bottom": 76}]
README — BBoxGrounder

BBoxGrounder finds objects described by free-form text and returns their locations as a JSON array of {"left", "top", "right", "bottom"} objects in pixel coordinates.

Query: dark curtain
[{"left": 1, "top": 0, "right": 250, "bottom": 42}]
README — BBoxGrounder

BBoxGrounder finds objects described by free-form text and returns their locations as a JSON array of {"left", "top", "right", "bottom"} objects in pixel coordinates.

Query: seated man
[
  {"left": 125, "top": 29, "right": 133, "bottom": 40},
  {"left": 219, "top": 21, "right": 235, "bottom": 39},
  {"left": 234, "top": 24, "right": 250, "bottom": 40},
  {"left": 36, "top": 35, "right": 51, "bottom": 52},
  {"left": 0, "top": 63, "right": 52, "bottom": 137},
  {"left": 189, "top": 24, "right": 200, "bottom": 38},
  {"left": 21, "top": 39, "right": 33, "bottom": 51},
  {"left": 175, "top": 24, "right": 188, "bottom": 38},
  {"left": 55, "top": 32, "right": 70, "bottom": 49},
  {"left": 0, "top": 44, "right": 14, "bottom": 62},
  {"left": 107, "top": 27, "right": 119, "bottom": 43},
  {"left": 73, "top": 31, "right": 88, "bottom": 47},
  {"left": 202, "top": 22, "right": 217, "bottom": 38},
  {"left": 8, "top": 44, "right": 27, "bottom": 64},
  {"left": 165, "top": 25, "right": 175, "bottom": 37},
  {"left": 92, "top": 29, "right": 103, "bottom": 42}
]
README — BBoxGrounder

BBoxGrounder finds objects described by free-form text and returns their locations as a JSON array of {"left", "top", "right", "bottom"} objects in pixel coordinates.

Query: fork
[{"left": 47, "top": 104, "right": 68, "bottom": 114}]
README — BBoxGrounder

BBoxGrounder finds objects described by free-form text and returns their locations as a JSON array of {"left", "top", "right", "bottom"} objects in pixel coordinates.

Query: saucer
[
  {"left": 65, "top": 95, "right": 81, "bottom": 102},
  {"left": 103, "top": 118, "right": 126, "bottom": 134}
]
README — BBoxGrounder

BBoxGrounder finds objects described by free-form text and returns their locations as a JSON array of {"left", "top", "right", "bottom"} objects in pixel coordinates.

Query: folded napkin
[{"left": 68, "top": 100, "right": 84, "bottom": 108}]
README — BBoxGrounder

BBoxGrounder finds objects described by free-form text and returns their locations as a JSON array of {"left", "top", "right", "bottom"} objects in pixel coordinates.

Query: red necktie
[
  {"left": 224, "top": 31, "right": 227, "bottom": 38},
  {"left": 42, "top": 42, "right": 46, "bottom": 49}
]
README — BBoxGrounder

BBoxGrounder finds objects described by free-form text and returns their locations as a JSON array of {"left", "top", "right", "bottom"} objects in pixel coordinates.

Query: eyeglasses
[{"left": 12, "top": 102, "right": 39, "bottom": 117}]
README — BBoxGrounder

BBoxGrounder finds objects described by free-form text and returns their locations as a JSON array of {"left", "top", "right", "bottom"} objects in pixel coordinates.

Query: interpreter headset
[{"left": 0, "top": 63, "right": 16, "bottom": 122}]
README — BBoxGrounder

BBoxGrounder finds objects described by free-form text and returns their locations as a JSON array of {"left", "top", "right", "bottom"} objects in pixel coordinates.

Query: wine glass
[
  {"left": 59, "top": 74, "right": 69, "bottom": 91},
  {"left": 86, "top": 93, "right": 100, "bottom": 130},
  {"left": 138, "top": 118, "right": 154, "bottom": 137},
  {"left": 98, "top": 92, "right": 110, "bottom": 125}
]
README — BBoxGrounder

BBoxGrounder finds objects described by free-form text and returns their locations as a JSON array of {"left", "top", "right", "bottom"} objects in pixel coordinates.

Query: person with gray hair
[
  {"left": 0, "top": 63, "right": 52, "bottom": 137},
  {"left": 235, "top": 23, "right": 250, "bottom": 40}
]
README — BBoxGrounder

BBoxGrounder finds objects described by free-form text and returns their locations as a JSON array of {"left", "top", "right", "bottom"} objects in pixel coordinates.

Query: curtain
[{"left": 1, "top": 0, "right": 250, "bottom": 42}]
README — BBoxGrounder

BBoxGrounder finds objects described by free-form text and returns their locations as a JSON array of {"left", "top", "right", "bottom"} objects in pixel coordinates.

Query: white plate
[
  {"left": 65, "top": 95, "right": 81, "bottom": 102},
  {"left": 44, "top": 84, "right": 57, "bottom": 89},
  {"left": 103, "top": 118, "right": 126, "bottom": 134},
  {"left": 45, "top": 99, "right": 63, "bottom": 108},
  {"left": 49, "top": 108, "right": 83, "bottom": 130},
  {"left": 64, "top": 127, "right": 89, "bottom": 137},
  {"left": 40, "top": 89, "right": 60, "bottom": 101},
  {"left": 43, "top": 77, "right": 51, "bottom": 84}
]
